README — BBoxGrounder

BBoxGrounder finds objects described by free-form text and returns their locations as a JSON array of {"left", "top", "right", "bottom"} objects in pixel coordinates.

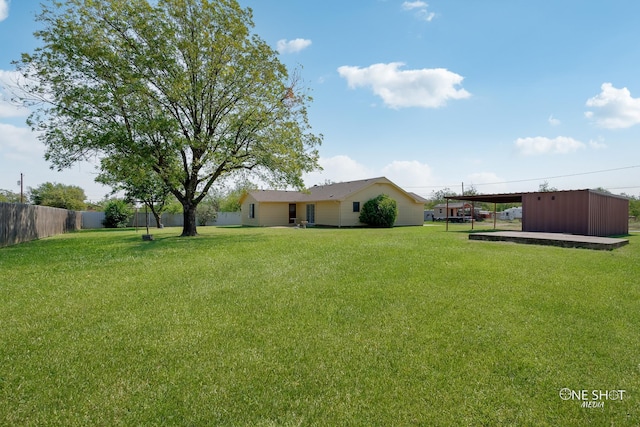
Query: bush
[
  {"left": 102, "top": 200, "right": 132, "bottom": 228},
  {"left": 196, "top": 196, "right": 218, "bottom": 226},
  {"left": 359, "top": 194, "right": 398, "bottom": 228}
]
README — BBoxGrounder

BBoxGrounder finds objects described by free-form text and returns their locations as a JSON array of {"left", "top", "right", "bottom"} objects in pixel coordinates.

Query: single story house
[
  {"left": 239, "top": 177, "right": 427, "bottom": 227},
  {"left": 433, "top": 202, "right": 473, "bottom": 220}
]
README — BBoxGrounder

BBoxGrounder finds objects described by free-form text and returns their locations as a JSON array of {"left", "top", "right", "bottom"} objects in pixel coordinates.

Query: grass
[{"left": 1, "top": 224, "right": 639, "bottom": 426}]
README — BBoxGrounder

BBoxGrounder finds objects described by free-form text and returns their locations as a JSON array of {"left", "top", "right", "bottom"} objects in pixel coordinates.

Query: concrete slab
[{"left": 469, "top": 231, "right": 629, "bottom": 250}]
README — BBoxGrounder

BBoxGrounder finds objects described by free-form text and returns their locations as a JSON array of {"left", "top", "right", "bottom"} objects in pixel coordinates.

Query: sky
[{"left": 1, "top": 0, "right": 640, "bottom": 202}]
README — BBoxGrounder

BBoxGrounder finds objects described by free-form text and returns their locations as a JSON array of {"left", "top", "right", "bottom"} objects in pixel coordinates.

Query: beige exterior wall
[
  {"left": 395, "top": 199, "right": 425, "bottom": 226},
  {"left": 341, "top": 183, "right": 424, "bottom": 227},
  {"left": 241, "top": 195, "right": 291, "bottom": 226},
  {"left": 259, "top": 203, "right": 291, "bottom": 226},
  {"left": 314, "top": 201, "right": 340, "bottom": 226},
  {"left": 242, "top": 180, "right": 425, "bottom": 227},
  {"left": 240, "top": 194, "right": 260, "bottom": 226}
]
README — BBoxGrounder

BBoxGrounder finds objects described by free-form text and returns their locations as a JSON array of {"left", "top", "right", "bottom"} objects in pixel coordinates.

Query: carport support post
[
  {"left": 493, "top": 202, "right": 497, "bottom": 229},
  {"left": 471, "top": 202, "right": 474, "bottom": 230},
  {"left": 445, "top": 199, "right": 449, "bottom": 231}
]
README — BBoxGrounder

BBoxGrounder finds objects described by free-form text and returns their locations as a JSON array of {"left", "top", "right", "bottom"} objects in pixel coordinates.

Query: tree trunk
[
  {"left": 148, "top": 205, "right": 163, "bottom": 228},
  {"left": 153, "top": 211, "right": 163, "bottom": 228},
  {"left": 182, "top": 204, "right": 198, "bottom": 236}
]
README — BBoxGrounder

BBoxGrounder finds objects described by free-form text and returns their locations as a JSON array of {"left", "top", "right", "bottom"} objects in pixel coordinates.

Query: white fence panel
[{"left": 80, "top": 211, "right": 241, "bottom": 229}]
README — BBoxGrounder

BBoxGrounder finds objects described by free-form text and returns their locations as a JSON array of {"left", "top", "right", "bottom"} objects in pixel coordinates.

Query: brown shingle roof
[
  {"left": 248, "top": 190, "right": 307, "bottom": 203},
  {"left": 306, "top": 177, "right": 389, "bottom": 201},
  {"left": 246, "top": 177, "right": 426, "bottom": 204}
]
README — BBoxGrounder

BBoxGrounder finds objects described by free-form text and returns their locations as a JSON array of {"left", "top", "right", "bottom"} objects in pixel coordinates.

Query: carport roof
[
  {"left": 445, "top": 192, "right": 524, "bottom": 204},
  {"left": 445, "top": 188, "right": 627, "bottom": 204}
]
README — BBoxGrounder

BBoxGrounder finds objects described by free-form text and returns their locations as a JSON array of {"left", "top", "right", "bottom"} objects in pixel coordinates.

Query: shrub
[
  {"left": 196, "top": 196, "right": 218, "bottom": 226},
  {"left": 359, "top": 194, "right": 398, "bottom": 228},
  {"left": 102, "top": 200, "right": 132, "bottom": 228}
]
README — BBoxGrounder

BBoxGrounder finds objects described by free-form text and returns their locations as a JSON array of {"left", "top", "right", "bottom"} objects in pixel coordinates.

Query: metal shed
[
  {"left": 445, "top": 189, "right": 629, "bottom": 237},
  {"left": 521, "top": 189, "right": 628, "bottom": 236}
]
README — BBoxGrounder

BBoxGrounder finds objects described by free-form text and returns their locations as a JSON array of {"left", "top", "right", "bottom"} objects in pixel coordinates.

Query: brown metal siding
[
  {"left": 587, "top": 191, "right": 628, "bottom": 236},
  {"left": 522, "top": 190, "right": 628, "bottom": 237},
  {"left": 523, "top": 190, "right": 589, "bottom": 234}
]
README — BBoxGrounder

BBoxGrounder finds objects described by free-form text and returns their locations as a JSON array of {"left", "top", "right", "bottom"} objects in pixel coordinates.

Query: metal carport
[{"left": 444, "top": 193, "right": 524, "bottom": 231}]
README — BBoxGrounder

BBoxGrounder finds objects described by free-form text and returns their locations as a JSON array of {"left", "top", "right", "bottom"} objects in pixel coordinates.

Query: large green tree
[
  {"left": 29, "top": 182, "right": 87, "bottom": 210},
  {"left": 16, "top": 0, "right": 321, "bottom": 236}
]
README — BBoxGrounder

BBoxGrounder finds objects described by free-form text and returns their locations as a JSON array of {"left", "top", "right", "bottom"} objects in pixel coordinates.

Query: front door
[{"left": 289, "top": 204, "right": 296, "bottom": 224}]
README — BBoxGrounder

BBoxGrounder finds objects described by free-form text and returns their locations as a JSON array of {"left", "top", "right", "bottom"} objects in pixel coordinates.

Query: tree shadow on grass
[{"left": 128, "top": 228, "right": 267, "bottom": 252}]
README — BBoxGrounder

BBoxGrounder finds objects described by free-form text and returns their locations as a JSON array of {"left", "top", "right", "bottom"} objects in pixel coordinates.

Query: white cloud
[
  {"left": 0, "top": 98, "right": 27, "bottom": 118},
  {"left": 0, "top": 123, "right": 44, "bottom": 161},
  {"left": 402, "top": 1, "right": 427, "bottom": 9},
  {"left": 381, "top": 160, "right": 433, "bottom": 188},
  {"left": 548, "top": 115, "right": 560, "bottom": 126},
  {"left": 303, "top": 155, "right": 373, "bottom": 186},
  {"left": 276, "top": 38, "right": 312, "bottom": 54},
  {"left": 337, "top": 62, "right": 470, "bottom": 109},
  {"left": 0, "top": 0, "right": 9, "bottom": 22},
  {"left": 303, "top": 156, "right": 434, "bottom": 190},
  {"left": 514, "top": 136, "right": 586, "bottom": 156},
  {"left": 0, "top": 70, "right": 31, "bottom": 118},
  {"left": 402, "top": 1, "right": 435, "bottom": 22},
  {"left": 585, "top": 83, "right": 640, "bottom": 129},
  {"left": 589, "top": 139, "right": 607, "bottom": 150}
]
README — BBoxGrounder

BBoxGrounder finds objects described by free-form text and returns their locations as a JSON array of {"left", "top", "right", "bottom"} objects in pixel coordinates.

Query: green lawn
[{"left": 1, "top": 224, "right": 639, "bottom": 426}]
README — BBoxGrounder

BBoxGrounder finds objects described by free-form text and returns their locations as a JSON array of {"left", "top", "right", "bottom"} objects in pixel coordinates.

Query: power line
[{"left": 405, "top": 164, "right": 640, "bottom": 190}]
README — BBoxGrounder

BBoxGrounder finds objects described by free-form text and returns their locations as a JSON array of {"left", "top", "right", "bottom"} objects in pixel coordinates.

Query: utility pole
[{"left": 18, "top": 173, "right": 24, "bottom": 203}]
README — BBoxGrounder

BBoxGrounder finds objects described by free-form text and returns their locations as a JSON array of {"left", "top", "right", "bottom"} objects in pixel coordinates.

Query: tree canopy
[
  {"left": 538, "top": 181, "right": 558, "bottom": 192},
  {"left": 0, "top": 190, "right": 21, "bottom": 203},
  {"left": 16, "top": 0, "right": 321, "bottom": 236},
  {"left": 29, "top": 182, "right": 87, "bottom": 210}
]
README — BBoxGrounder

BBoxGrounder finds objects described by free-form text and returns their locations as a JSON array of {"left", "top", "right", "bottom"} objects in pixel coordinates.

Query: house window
[
  {"left": 353, "top": 201, "right": 360, "bottom": 212},
  {"left": 249, "top": 203, "right": 255, "bottom": 219}
]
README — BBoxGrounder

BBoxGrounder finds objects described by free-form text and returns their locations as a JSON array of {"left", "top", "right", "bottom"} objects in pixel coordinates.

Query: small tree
[
  {"left": 428, "top": 187, "right": 457, "bottom": 209},
  {"left": 0, "top": 190, "right": 21, "bottom": 203},
  {"left": 622, "top": 193, "right": 640, "bottom": 219},
  {"left": 216, "top": 180, "right": 257, "bottom": 212},
  {"left": 103, "top": 200, "right": 132, "bottom": 228},
  {"left": 196, "top": 194, "right": 218, "bottom": 226},
  {"left": 29, "top": 182, "right": 87, "bottom": 210},
  {"left": 359, "top": 194, "right": 398, "bottom": 228},
  {"left": 97, "top": 156, "right": 174, "bottom": 228},
  {"left": 538, "top": 181, "right": 558, "bottom": 192}
]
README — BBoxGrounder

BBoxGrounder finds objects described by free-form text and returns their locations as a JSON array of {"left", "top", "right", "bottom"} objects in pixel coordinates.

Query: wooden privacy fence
[{"left": 0, "top": 203, "right": 82, "bottom": 248}]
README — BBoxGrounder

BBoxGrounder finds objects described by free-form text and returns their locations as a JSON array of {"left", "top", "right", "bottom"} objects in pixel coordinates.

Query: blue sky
[{"left": 1, "top": 0, "right": 640, "bottom": 202}]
